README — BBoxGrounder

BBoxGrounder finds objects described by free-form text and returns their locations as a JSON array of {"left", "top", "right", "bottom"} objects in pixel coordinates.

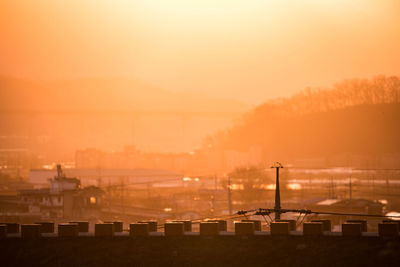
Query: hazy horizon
[
  {"left": 1, "top": 0, "right": 400, "bottom": 158},
  {"left": 1, "top": 0, "right": 400, "bottom": 105},
  {"left": 2, "top": 3, "right": 400, "bottom": 259}
]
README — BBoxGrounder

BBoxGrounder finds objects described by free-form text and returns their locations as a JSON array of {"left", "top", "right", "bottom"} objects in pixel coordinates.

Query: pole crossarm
[
  {"left": 270, "top": 162, "right": 283, "bottom": 169},
  {"left": 235, "top": 207, "right": 400, "bottom": 219},
  {"left": 232, "top": 162, "right": 400, "bottom": 223}
]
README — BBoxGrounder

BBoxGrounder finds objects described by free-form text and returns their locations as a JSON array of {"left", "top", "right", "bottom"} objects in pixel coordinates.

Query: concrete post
[
  {"left": 275, "top": 220, "right": 296, "bottom": 231},
  {"left": 346, "top": 220, "right": 367, "bottom": 232},
  {"left": 138, "top": 221, "right": 157, "bottom": 232},
  {"left": 0, "top": 224, "right": 6, "bottom": 239},
  {"left": 311, "top": 220, "right": 331, "bottom": 232},
  {"left": 235, "top": 222, "right": 255, "bottom": 236},
  {"left": 35, "top": 222, "right": 55, "bottom": 233},
  {"left": 95, "top": 223, "right": 114, "bottom": 237},
  {"left": 58, "top": 223, "right": 78, "bottom": 237},
  {"left": 21, "top": 224, "right": 41, "bottom": 240},
  {"left": 270, "top": 222, "right": 290, "bottom": 235},
  {"left": 342, "top": 223, "right": 362, "bottom": 237},
  {"left": 173, "top": 220, "right": 192, "bottom": 232},
  {"left": 4, "top": 223, "right": 19, "bottom": 234},
  {"left": 105, "top": 221, "right": 123, "bottom": 232},
  {"left": 130, "top": 223, "right": 149, "bottom": 237},
  {"left": 303, "top": 222, "right": 323, "bottom": 236},
  {"left": 70, "top": 221, "right": 89, "bottom": 233},
  {"left": 378, "top": 223, "right": 398, "bottom": 237},
  {"left": 164, "top": 222, "right": 185, "bottom": 236},
  {"left": 241, "top": 220, "right": 262, "bottom": 231},
  {"left": 207, "top": 220, "right": 227, "bottom": 231},
  {"left": 200, "top": 222, "right": 219, "bottom": 236}
]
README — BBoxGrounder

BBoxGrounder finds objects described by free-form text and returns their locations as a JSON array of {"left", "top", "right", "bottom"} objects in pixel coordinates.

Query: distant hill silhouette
[
  {"left": 207, "top": 76, "right": 400, "bottom": 163},
  {"left": 0, "top": 76, "right": 249, "bottom": 155},
  {"left": 0, "top": 76, "right": 248, "bottom": 113}
]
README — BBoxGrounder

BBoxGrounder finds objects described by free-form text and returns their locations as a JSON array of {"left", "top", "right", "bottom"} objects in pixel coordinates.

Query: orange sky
[{"left": 1, "top": 0, "right": 400, "bottom": 104}]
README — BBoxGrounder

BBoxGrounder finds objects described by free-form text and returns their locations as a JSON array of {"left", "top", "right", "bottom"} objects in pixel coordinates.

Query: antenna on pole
[{"left": 271, "top": 162, "right": 283, "bottom": 220}]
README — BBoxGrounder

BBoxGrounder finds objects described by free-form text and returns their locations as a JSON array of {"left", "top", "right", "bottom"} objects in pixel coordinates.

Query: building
[
  {"left": 29, "top": 167, "right": 183, "bottom": 188},
  {"left": 19, "top": 165, "right": 104, "bottom": 219}
]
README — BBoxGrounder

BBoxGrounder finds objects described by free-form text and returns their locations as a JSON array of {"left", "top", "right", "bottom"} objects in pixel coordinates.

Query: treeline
[
  {"left": 205, "top": 76, "right": 400, "bottom": 164},
  {"left": 252, "top": 75, "right": 400, "bottom": 117}
]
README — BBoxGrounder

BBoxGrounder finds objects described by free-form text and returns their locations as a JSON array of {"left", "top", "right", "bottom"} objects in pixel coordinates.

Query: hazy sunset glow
[
  {"left": 1, "top": 0, "right": 399, "bottom": 103},
  {"left": 1, "top": 2, "right": 400, "bottom": 265}
]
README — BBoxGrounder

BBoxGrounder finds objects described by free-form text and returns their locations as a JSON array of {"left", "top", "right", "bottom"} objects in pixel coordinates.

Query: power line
[
  {"left": 285, "top": 167, "right": 400, "bottom": 171},
  {"left": 236, "top": 207, "right": 400, "bottom": 219}
]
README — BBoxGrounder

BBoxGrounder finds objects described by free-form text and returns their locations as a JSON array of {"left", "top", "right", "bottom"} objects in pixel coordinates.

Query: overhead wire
[{"left": 153, "top": 205, "right": 400, "bottom": 230}]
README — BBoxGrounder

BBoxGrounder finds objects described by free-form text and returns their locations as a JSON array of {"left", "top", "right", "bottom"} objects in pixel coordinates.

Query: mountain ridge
[{"left": 0, "top": 76, "right": 250, "bottom": 113}]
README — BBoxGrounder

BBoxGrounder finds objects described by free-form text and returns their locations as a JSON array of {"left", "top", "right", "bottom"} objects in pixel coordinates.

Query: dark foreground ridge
[{"left": 1, "top": 236, "right": 400, "bottom": 267}]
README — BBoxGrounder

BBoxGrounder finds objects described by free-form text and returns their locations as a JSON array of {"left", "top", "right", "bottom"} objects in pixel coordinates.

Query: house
[{"left": 19, "top": 165, "right": 104, "bottom": 219}]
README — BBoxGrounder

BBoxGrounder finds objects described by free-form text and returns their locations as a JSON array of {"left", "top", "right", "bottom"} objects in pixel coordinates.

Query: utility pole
[
  {"left": 349, "top": 174, "right": 353, "bottom": 216},
  {"left": 271, "top": 162, "right": 283, "bottom": 220},
  {"left": 372, "top": 175, "right": 375, "bottom": 200},
  {"left": 386, "top": 175, "right": 390, "bottom": 197},
  {"left": 120, "top": 177, "right": 125, "bottom": 217},
  {"left": 97, "top": 166, "right": 102, "bottom": 188},
  {"left": 329, "top": 176, "right": 336, "bottom": 199},
  {"left": 227, "top": 175, "right": 232, "bottom": 215},
  {"left": 212, "top": 174, "right": 217, "bottom": 216},
  {"left": 349, "top": 175, "right": 352, "bottom": 201}
]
